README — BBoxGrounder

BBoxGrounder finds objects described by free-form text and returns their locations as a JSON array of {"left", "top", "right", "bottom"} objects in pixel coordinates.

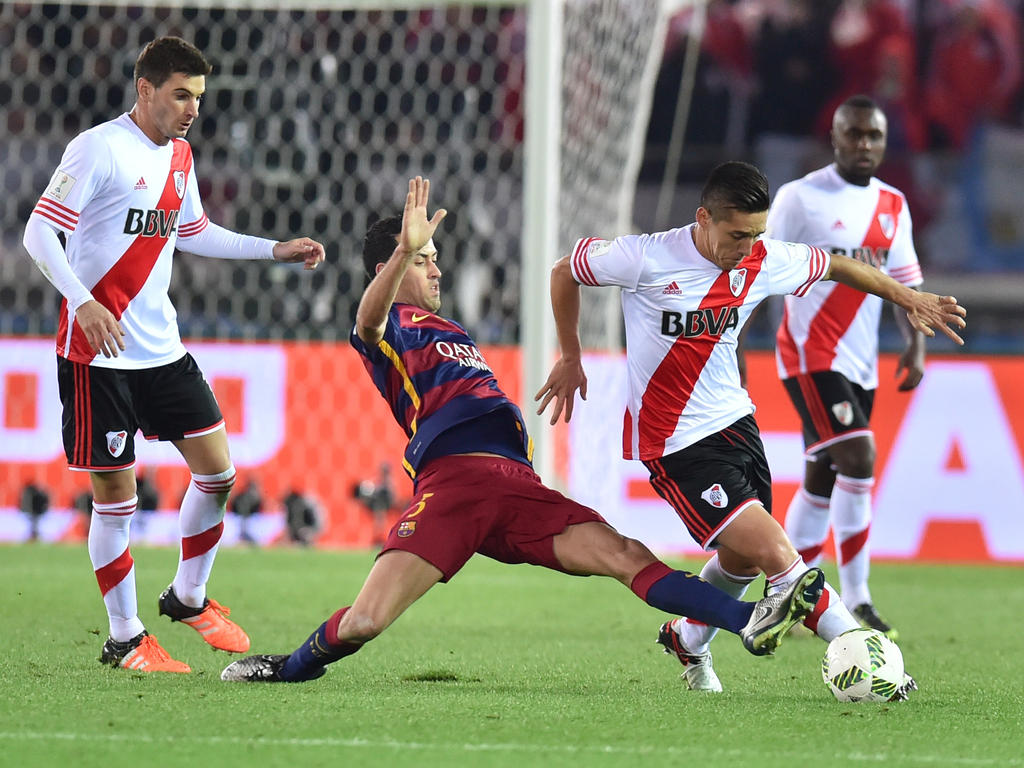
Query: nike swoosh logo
[{"left": 411, "top": 313, "right": 431, "bottom": 322}]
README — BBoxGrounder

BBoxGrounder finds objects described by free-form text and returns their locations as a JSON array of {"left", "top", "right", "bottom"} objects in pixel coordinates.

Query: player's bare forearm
[
  {"left": 550, "top": 256, "right": 584, "bottom": 363},
  {"left": 826, "top": 254, "right": 911, "bottom": 305},
  {"left": 355, "top": 177, "right": 446, "bottom": 345},
  {"left": 355, "top": 246, "right": 414, "bottom": 344},
  {"left": 893, "top": 298, "right": 926, "bottom": 390},
  {"left": 826, "top": 254, "right": 967, "bottom": 345},
  {"left": 535, "top": 256, "right": 588, "bottom": 424}
]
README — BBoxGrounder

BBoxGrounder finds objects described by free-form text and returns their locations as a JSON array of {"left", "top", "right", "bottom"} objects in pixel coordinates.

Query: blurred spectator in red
[
  {"left": 815, "top": 0, "right": 933, "bottom": 229},
  {"left": 818, "top": 0, "right": 922, "bottom": 149},
  {"left": 873, "top": 34, "right": 926, "bottom": 152},
  {"left": 827, "top": 0, "right": 913, "bottom": 103},
  {"left": 747, "top": 0, "right": 838, "bottom": 195},
  {"left": 661, "top": 0, "right": 756, "bottom": 150},
  {"left": 689, "top": 0, "right": 754, "bottom": 79},
  {"left": 924, "top": 0, "right": 1023, "bottom": 150}
]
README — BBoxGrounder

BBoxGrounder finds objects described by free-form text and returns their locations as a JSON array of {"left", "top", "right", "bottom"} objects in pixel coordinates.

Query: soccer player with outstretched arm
[
  {"left": 537, "top": 161, "right": 964, "bottom": 696},
  {"left": 22, "top": 37, "right": 325, "bottom": 673}
]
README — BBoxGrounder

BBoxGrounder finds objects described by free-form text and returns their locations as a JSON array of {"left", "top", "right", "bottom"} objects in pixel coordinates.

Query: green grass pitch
[{"left": 1, "top": 544, "right": 1022, "bottom": 768}]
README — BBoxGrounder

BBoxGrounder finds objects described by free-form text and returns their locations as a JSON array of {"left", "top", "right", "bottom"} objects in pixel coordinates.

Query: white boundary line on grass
[{"left": 0, "top": 731, "right": 1018, "bottom": 765}]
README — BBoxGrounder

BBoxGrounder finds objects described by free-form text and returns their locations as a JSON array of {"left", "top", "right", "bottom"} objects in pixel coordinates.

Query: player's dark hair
[
  {"left": 839, "top": 93, "right": 880, "bottom": 113},
  {"left": 362, "top": 215, "right": 403, "bottom": 278},
  {"left": 134, "top": 36, "right": 212, "bottom": 88},
  {"left": 700, "top": 161, "right": 770, "bottom": 219}
]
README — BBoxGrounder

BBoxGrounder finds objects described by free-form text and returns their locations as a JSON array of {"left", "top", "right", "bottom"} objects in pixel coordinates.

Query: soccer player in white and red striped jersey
[
  {"left": 22, "top": 37, "right": 325, "bottom": 673},
  {"left": 769, "top": 95, "right": 923, "bottom": 640},
  {"left": 538, "top": 161, "right": 964, "bottom": 695}
]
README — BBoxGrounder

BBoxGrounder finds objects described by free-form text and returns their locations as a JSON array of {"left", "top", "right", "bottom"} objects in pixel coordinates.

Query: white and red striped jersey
[
  {"left": 769, "top": 164, "right": 922, "bottom": 390},
  {"left": 30, "top": 113, "right": 208, "bottom": 369},
  {"left": 571, "top": 224, "right": 830, "bottom": 460}
]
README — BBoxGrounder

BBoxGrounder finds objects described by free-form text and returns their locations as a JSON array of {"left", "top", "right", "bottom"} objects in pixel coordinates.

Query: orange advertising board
[
  {"left": 2, "top": 339, "right": 1022, "bottom": 561},
  {"left": 0, "top": 338, "right": 521, "bottom": 548},
  {"left": 567, "top": 351, "right": 1024, "bottom": 563}
]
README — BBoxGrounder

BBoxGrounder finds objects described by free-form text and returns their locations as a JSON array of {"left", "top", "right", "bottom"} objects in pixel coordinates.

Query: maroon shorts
[{"left": 379, "top": 454, "right": 606, "bottom": 582}]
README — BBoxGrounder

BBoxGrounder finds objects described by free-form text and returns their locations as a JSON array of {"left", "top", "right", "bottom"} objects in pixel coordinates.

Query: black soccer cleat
[
  {"left": 890, "top": 673, "right": 918, "bottom": 702},
  {"left": 851, "top": 602, "right": 899, "bottom": 641},
  {"left": 220, "top": 654, "right": 327, "bottom": 683}
]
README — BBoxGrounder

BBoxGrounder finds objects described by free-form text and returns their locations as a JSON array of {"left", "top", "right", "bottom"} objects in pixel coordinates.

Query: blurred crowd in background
[
  {"left": 656, "top": 0, "right": 1021, "bottom": 167},
  {"left": 641, "top": 0, "right": 1024, "bottom": 350},
  {"left": 2, "top": 0, "right": 1021, "bottom": 353}
]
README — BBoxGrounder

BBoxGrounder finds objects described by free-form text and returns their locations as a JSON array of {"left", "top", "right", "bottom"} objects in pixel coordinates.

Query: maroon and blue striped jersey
[{"left": 350, "top": 303, "right": 533, "bottom": 478}]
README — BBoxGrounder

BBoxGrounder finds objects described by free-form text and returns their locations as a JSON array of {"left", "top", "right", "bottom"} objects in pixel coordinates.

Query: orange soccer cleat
[
  {"left": 100, "top": 632, "right": 191, "bottom": 673},
  {"left": 158, "top": 586, "right": 251, "bottom": 653}
]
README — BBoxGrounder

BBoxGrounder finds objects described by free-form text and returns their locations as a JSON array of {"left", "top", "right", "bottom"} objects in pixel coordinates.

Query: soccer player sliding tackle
[{"left": 222, "top": 176, "right": 825, "bottom": 684}]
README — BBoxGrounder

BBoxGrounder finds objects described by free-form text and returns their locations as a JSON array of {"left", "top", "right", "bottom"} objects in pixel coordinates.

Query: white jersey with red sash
[
  {"left": 570, "top": 225, "right": 830, "bottom": 460},
  {"left": 29, "top": 113, "right": 208, "bottom": 369},
  {"left": 769, "top": 164, "right": 922, "bottom": 390}
]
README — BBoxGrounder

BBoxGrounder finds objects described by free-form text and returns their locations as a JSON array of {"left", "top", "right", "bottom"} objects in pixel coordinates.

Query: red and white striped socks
[
  {"left": 89, "top": 496, "right": 144, "bottom": 642},
  {"left": 766, "top": 556, "right": 858, "bottom": 642},
  {"left": 172, "top": 466, "right": 236, "bottom": 608},
  {"left": 783, "top": 487, "right": 831, "bottom": 566},
  {"left": 832, "top": 474, "right": 874, "bottom": 609}
]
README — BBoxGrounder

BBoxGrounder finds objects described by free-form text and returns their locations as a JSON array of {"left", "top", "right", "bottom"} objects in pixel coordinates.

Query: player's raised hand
[
  {"left": 400, "top": 176, "right": 447, "bottom": 256},
  {"left": 76, "top": 300, "right": 126, "bottom": 358},
  {"left": 535, "top": 357, "right": 588, "bottom": 425},
  {"left": 273, "top": 237, "right": 326, "bottom": 270},
  {"left": 904, "top": 293, "right": 967, "bottom": 346}
]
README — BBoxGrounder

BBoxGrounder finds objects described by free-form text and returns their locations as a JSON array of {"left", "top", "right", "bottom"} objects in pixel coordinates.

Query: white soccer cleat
[{"left": 656, "top": 620, "right": 723, "bottom": 692}]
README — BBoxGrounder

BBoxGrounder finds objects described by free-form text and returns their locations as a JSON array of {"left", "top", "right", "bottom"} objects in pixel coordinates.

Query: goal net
[{"left": 0, "top": 0, "right": 673, "bottom": 536}]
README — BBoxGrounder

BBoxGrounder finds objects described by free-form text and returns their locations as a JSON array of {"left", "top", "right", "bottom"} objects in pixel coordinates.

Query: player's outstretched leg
[
  {"left": 739, "top": 567, "right": 825, "bottom": 656},
  {"left": 224, "top": 551, "right": 443, "bottom": 683},
  {"left": 222, "top": 606, "right": 363, "bottom": 683},
  {"left": 656, "top": 620, "right": 723, "bottom": 692}
]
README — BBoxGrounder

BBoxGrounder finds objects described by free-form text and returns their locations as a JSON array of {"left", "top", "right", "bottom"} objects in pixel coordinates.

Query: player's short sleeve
[
  {"left": 885, "top": 196, "right": 922, "bottom": 287},
  {"left": 764, "top": 238, "right": 831, "bottom": 298},
  {"left": 569, "top": 233, "right": 645, "bottom": 291},
  {"left": 349, "top": 307, "right": 405, "bottom": 365},
  {"left": 177, "top": 145, "right": 208, "bottom": 238},
  {"left": 31, "top": 131, "right": 112, "bottom": 234},
  {"left": 765, "top": 181, "right": 807, "bottom": 242}
]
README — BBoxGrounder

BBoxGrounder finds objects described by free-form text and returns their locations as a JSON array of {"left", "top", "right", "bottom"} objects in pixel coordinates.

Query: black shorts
[
  {"left": 57, "top": 352, "right": 223, "bottom": 471},
  {"left": 642, "top": 414, "right": 772, "bottom": 550},
  {"left": 781, "top": 371, "right": 874, "bottom": 457}
]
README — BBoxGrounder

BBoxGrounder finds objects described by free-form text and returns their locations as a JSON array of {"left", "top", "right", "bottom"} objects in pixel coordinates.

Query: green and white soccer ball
[{"left": 822, "top": 628, "right": 904, "bottom": 702}]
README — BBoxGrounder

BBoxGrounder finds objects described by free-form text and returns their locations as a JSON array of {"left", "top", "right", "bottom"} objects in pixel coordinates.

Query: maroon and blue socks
[
  {"left": 278, "top": 607, "right": 361, "bottom": 682},
  {"left": 630, "top": 562, "right": 755, "bottom": 634}
]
